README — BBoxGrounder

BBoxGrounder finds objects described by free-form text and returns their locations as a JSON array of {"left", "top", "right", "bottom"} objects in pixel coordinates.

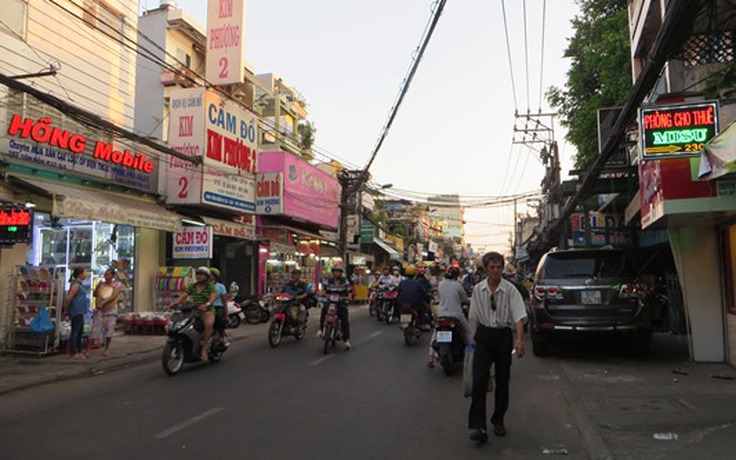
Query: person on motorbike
[
  {"left": 209, "top": 268, "right": 230, "bottom": 347},
  {"left": 390, "top": 266, "right": 404, "bottom": 287},
  {"left": 172, "top": 266, "right": 217, "bottom": 361},
  {"left": 282, "top": 269, "right": 310, "bottom": 324},
  {"left": 369, "top": 271, "right": 381, "bottom": 290},
  {"left": 396, "top": 265, "right": 431, "bottom": 330},
  {"left": 318, "top": 266, "right": 353, "bottom": 349},
  {"left": 378, "top": 266, "right": 394, "bottom": 288},
  {"left": 428, "top": 265, "right": 473, "bottom": 367}
]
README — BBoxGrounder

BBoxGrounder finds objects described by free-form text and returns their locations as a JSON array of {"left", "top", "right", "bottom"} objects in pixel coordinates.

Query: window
[
  {"left": 81, "top": 0, "right": 125, "bottom": 38},
  {"left": 680, "top": 32, "right": 735, "bottom": 67},
  {"left": 175, "top": 48, "right": 192, "bottom": 68},
  {"left": 537, "top": 251, "right": 634, "bottom": 280},
  {"left": 1, "top": 0, "right": 28, "bottom": 39}
]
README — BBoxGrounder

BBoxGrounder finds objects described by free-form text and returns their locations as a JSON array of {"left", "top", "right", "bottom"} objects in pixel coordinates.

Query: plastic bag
[
  {"left": 463, "top": 345, "right": 475, "bottom": 398},
  {"left": 30, "top": 306, "right": 55, "bottom": 334}
]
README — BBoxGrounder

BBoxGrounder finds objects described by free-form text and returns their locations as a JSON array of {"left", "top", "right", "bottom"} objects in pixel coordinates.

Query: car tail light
[
  {"left": 534, "top": 285, "right": 564, "bottom": 301},
  {"left": 619, "top": 283, "right": 639, "bottom": 299}
]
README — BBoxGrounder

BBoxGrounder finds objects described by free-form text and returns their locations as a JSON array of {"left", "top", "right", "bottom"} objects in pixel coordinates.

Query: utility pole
[{"left": 337, "top": 169, "right": 364, "bottom": 267}]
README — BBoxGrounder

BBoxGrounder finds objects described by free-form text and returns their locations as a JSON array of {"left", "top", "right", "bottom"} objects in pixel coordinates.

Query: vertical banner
[
  {"left": 206, "top": 0, "right": 246, "bottom": 86},
  {"left": 166, "top": 88, "right": 205, "bottom": 205}
]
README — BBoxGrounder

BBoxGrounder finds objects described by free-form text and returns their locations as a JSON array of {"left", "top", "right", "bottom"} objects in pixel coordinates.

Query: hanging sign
[
  {"left": 206, "top": 0, "right": 246, "bottom": 86},
  {"left": 640, "top": 102, "right": 719, "bottom": 159},
  {"left": 0, "top": 206, "right": 32, "bottom": 244},
  {"left": 255, "top": 172, "right": 283, "bottom": 214},
  {"left": 173, "top": 226, "right": 213, "bottom": 259}
]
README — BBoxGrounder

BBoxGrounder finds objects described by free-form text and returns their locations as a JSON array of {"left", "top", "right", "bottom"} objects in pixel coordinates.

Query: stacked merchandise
[{"left": 6, "top": 266, "right": 63, "bottom": 355}]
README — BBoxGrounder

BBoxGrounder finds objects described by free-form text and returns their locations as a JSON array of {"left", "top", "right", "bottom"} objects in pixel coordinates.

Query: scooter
[
  {"left": 268, "top": 293, "right": 309, "bottom": 347},
  {"left": 243, "top": 293, "right": 274, "bottom": 324},
  {"left": 384, "top": 288, "right": 398, "bottom": 325},
  {"left": 225, "top": 282, "right": 243, "bottom": 328},
  {"left": 399, "top": 305, "right": 422, "bottom": 346},
  {"left": 162, "top": 303, "right": 228, "bottom": 376},
  {"left": 432, "top": 316, "right": 466, "bottom": 376},
  {"left": 320, "top": 292, "right": 349, "bottom": 355}
]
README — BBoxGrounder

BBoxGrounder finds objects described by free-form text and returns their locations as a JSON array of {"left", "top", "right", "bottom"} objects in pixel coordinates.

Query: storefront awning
[
  {"left": 700, "top": 120, "right": 736, "bottom": 181},
  {"left": 29, "top": 179, "right": 183, "bottom": 233},
  {"left": 374, "top": 238, "right": 402, "bottom": 261}
]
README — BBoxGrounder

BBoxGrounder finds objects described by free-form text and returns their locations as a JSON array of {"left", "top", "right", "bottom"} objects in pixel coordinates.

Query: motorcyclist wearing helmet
[
  {"left": 173, "top": 266, "right": 217, "bottom": 361},
  {"left": 378, "top": 266, "right": 394, "bottom": 288},
  {"left": 428, "top": 265, "right": 473, "bottom": 367},
  {"left": 318, "top": 266, "right": 353, "bottom": 349},
  {"left": 396, "top": 265, "right": 431, "bottom": 328},
  {"left": 390, "top": 266, "right": 403, "bottom": 287},
  {"left": 209, "top": 268, "right": 230, "bottom": 347}
]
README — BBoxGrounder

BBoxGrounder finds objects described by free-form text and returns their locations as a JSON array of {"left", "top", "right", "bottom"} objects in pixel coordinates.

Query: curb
[{"left": 0, "top": 326, "right": 261, "bottom": 397}]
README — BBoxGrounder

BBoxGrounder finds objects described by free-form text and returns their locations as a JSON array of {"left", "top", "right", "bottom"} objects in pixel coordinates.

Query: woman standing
[
  {"left": 63, "top": 267, "right": 89, "bottom": 360},
  {"left": 92, "top": 268, "right": 122, "bottom": 357}
]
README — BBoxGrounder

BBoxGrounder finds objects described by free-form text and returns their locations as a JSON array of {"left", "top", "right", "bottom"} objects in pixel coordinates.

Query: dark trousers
[
  {"left": 69, "top": 314, "right": 84, "bottom": 355},
  {"left": 468, "top": 325, "right": 513, "bottom": 430},
  {"left": 214, "top": 308, "right": 226, "bottom": 336},
  {"left": 320, "top": 304, "right": 350, "bottom": 340}
]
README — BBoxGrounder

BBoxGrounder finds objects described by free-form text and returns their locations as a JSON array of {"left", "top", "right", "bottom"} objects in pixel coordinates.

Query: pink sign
[{"left": 258, "top": 152, "right": 340, "bottom": 229}]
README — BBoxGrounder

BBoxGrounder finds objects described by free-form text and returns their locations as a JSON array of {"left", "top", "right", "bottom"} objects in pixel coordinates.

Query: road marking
[
  {"left": 154, "top": 407, "right": 223, "bottom": 439},
  {"left": 368, "top": 330, "right": 384, "bottom": 340},
  {"left": 311, "top": 354, "right": 335, "bottom": 366}
]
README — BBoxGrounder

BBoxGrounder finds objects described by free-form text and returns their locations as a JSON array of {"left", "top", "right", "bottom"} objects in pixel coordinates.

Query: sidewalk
[{"left": 0, "top": 322, "right": 268, "bottom": 396}]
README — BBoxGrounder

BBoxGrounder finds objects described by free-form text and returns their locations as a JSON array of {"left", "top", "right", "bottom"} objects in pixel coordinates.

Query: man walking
[{"left": 468, "top": 252, "right": 527, "bottom": 443}]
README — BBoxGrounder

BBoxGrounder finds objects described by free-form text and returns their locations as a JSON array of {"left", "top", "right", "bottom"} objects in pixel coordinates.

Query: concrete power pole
[{"left": 337, "top": 169, "right": 364, "bottom": 267}]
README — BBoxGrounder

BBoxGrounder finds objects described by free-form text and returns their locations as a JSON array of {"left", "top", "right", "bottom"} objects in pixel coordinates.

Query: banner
[
  {"left": 206, "top": 0, "right": 246, "bottom": 86},
  {"left": 173, "top": 227, "right": 213, "bottom": 259}
]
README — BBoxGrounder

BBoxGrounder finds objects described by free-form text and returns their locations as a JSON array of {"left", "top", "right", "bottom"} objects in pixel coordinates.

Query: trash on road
[
  {"left": 541, "top": 447, "right": 569, "bottom": 455},
  {"left": 653, "top": 432, "right": 679, "bottom": 441},
  {"left": 710, "top": 374, "right": 735, "bottom": 381},
  {"left": 672, "top": 369, "right": 689, "bottom": 376}
]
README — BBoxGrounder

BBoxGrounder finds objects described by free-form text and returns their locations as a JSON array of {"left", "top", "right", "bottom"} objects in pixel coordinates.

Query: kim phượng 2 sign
[{"left": 640, "top": 102, "right": 719, "bottom": 160}]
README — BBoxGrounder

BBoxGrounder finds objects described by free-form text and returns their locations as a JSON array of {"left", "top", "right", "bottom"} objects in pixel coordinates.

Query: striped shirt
[{"left": 469, "top": 278, "right": 527, "bottom": 331}]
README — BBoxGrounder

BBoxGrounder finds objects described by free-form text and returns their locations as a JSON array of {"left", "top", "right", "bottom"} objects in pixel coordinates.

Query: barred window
[{"left": 680, "top": 32, "right": 735, "bottom": 67}]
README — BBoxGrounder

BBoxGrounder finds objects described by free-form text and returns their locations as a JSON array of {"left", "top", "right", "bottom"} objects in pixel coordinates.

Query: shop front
[
  {"left": 255, "top": 152, "right": 340, "bottom": 294},
  {"left": 204, "top": 216, "right": 258, "bottom": 297},
  {"left": 638, "top": 101, "right": 736, "bottom": 363},
  {"left": 0, "top": 98, "right": 182, "bottom": 351}
]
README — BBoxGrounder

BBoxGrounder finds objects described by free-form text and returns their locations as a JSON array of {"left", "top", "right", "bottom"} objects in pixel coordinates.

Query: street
[
  {"left": 0, "top": 306, "right": 586, "bottom": 460},
  {"left": 5, "top": 306, "right": 735, "bottom": 460}
]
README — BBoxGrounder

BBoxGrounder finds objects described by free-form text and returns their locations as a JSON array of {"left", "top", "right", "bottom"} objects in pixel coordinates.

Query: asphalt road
[{"left": 0, "top": 306, "right": 587, "bottom": 460}]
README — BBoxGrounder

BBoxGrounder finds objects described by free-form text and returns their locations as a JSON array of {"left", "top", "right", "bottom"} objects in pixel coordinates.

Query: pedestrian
[
  {"left": 63, "top": 267, "right": 90, "bottom": 360},
  {"left": 91, "top": 268, "right": 122, "bottom": 357},
  {"left": 468, "top": 252, "right": 527, "bottom": 443}
]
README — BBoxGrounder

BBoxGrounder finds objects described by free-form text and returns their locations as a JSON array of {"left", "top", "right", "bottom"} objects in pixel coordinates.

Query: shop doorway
[{"left": 214, "top": 239, "right": 256, "bottom": 298}]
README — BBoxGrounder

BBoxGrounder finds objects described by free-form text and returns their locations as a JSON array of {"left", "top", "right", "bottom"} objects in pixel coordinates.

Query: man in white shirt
[{"left": 467, "top": 252, "right": 527, "bottom": 444}]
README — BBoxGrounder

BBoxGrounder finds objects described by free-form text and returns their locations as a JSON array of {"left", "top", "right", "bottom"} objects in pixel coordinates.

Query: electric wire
[
  {"left": 538, "top": 0, "right": 547, "bottom": 113},
  {"left": 522, "top": 0, "right": 530, "bottom": 112},
  {"left": 500, "top": 0, "right": 519, "bottom": 113}
]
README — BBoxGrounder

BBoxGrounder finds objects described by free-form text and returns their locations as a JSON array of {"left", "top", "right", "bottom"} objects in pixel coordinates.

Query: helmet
[
  {"left": 332, "top": 265, "right": 344, "bottom": 273},
  {"left": 196, "top": 266, "right": 211, "bottom": 276},
  {"left": 405, "top": 265, "right": 416, "bottom": 276},
  {"left": 392, "top": 266, "right": 400, "bottom": 273},
  {"left": 417, "top": 267, "right": 426, "bottom": 275},
  {"left": 209, "top": 267, "right": 221, "bottom": 278},
  {"left": 446, "top": 265, "right": 461, "bottom": 278}
]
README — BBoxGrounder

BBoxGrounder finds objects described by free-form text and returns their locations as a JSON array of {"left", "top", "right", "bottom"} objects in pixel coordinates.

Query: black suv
[{"left": 529, "top": 248, "right": 651, "bottom": 357}]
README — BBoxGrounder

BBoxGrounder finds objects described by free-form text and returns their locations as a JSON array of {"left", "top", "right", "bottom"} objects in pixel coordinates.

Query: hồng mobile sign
[
  {"left": 206, "top": 0, "right": 246, "bottom": 86},
  {"left": 173, "top": 226, "right": 213, "bottom": 260},
  {"left": 640, "top": 102, "right": 719, "bottom": 159}
]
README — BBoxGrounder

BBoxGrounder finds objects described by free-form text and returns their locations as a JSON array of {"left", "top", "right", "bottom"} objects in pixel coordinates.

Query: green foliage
[
  {"left": 297, "top": 121, "right": 316, "bottom": 155},
  {"left": 547, "top": 0, "right": 632, "bottom": 169}
]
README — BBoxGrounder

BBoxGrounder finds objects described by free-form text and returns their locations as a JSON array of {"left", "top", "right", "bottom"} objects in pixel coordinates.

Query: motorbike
[
  {"left": 162, "top": 303, "right": 228, "bottom": 376},
  {"left": 431, "top": 316, "right": 466, "bottom": 376},
  {"left": 268, "top": 293, "right": 311, "bottom": 347},
  {"left": 320, "top": 291, "right": 349, "bottom": 355},
  {"left": 383, "top": 287, "right": 398, "bottom": 325},
  {"left": 369, "top": 289, "right": 378, "bottom": 317},
  {"left": 225, "top": 282, "right": 243, "bottom": 328},
  {"left": 243, "top": 293, "right": 274, "bottom": 324},
  {"left": 399, "top": 305, "right": 422, "bottom": 346}
]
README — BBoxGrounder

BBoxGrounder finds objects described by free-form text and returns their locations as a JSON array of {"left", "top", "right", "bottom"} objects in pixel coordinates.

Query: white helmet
[{"left": 196, "top": 266, "right": 211, "bottom": 276}]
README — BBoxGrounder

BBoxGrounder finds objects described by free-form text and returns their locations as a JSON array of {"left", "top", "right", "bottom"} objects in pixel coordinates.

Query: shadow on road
[{"left": 536, "top": 332, "right": 689, "bottom": 363}]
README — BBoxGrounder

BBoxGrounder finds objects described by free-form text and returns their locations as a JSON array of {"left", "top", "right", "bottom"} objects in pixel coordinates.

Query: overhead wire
[
  {"left": 500, "top": 0, "right": 519, "bottom": 113},
  {"left": 538, "top": 0, "right": 547, "bottom": 113},
  {"left": 522, "top": 0, "right": 530, "bottom": 112}
]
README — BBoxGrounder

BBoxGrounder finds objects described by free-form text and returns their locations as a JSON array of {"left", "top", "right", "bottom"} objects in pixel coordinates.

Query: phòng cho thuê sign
[{"left": 640, "top": 102, "right": 719, "bottom": 159}]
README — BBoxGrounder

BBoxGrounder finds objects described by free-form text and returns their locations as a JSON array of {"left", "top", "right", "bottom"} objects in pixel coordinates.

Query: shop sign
[
  {"left": 259, "top": 152, "right": 340, "bottom": 228},
  {"left": 360, "top": 222, "right": 375, "bottom": 244},
  {"left": 428, "top": 240, "right": 438, "bottom": 254},
  {"left": 203, "top": 216, "right": 256, "bottom": 240},
  {"left": 2, "top": 116, "right": 158, "bottom": 193},
  {"left": 173, "top": 226, "right": 213, "bottom": 259},
  {"left": 640, "top": 102, "right": 719, "bottom": 159},
  {"left": 717, "top": 180, "right": 736, "bottom": 197},
  {"left": 206, "top": 0, "right": 246, "bottom": 86},
  {"left": 255, "top": 172, "right": 283, "bottom": 214},
  {"left": 0, "top": 206, "right": 32, "bottom": 244},
  {"left": 166, "top": 87, "right": 258, "bottom": 211}
]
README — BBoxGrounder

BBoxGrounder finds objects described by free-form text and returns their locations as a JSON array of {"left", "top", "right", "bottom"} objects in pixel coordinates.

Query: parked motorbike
[
  {"left": 225, "top": 282, "right": 243, "bottom": 328},
  {"left": 243, "top": 293, "right": 274, "bottom": 324},
  {"left": 268, "top": 293, "right": 310, "bottom": 347},
  {"left": 162, "top": 303, "right": 228, "bottom": 376},
  {"left": 431, "top": 316, "right": 466, "bottom": 376}
]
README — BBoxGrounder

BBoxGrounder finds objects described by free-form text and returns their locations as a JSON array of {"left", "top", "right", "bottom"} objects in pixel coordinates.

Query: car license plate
[
  {"left": 436, "top": 331, "right": 452, "bottom": 343},
  {"left": 581, "top": 290, "right": 602, "bottom": 305},
  {"left": 400, "top": 314, "right": 412, "bottom": 324}
]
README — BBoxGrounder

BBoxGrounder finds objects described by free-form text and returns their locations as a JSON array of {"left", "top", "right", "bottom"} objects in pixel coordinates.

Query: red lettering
[
  {"left": 69, "top": 134, "right": 86, "bottom": 153},
  {"left": 7, "top": 114, "right": 33, "bottom": 138},
  {"left": 206, "top": 129, "right": 222, "bottom": 161},
  {"left": 143, "top": 161, "right": 154, "bottom": 174},
  {"left": 93, "top": 141, "right": 113, "bottom": 161},
  {"left": 179, "top": 115, "right": 194, "bottom": 137},
  {"left": 219, "top": 0, "right": 233, "bottom": 18}
]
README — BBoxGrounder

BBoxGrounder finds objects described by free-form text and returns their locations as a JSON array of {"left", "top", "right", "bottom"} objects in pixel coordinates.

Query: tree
[
  {"left": 297, "top": 121, "right": 316, "bottom": 160},
  {"left": 547, "top": 0, "right": 632, "bottom": 169}
]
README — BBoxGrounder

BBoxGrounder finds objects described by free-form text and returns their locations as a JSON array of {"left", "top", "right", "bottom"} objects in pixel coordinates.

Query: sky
[{"left": 141, "top": 0, "right": 581, "bottom": 254}]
